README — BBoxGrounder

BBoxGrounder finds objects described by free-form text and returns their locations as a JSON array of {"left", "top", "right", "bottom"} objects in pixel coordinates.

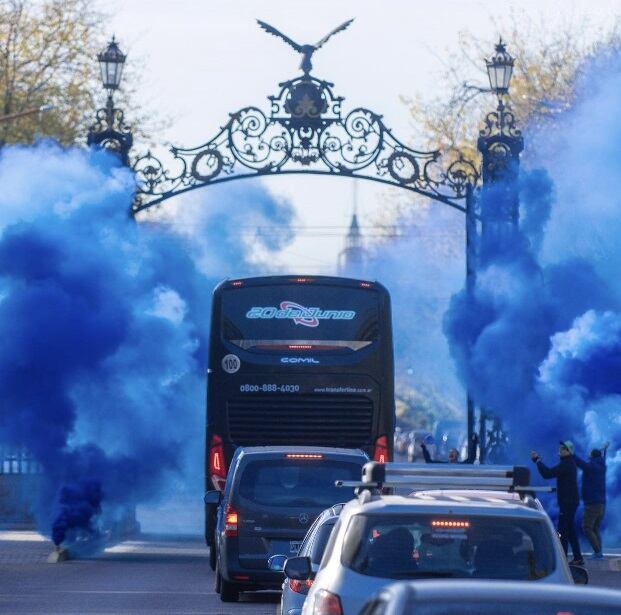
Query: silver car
[
  {"left": 288, "top": 463, "right": 582, "bottom": 615},
  {"left": 270, "top": 504, "right": 344, "bottom": 615}
]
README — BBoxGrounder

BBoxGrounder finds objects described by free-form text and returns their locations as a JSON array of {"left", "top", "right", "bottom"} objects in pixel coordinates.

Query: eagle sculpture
[{"left": 257, "top": 18, "right": 354, "bottom": 75}]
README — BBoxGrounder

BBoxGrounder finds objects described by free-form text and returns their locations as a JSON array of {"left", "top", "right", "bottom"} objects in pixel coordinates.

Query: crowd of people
[{"left": 416, "top": 435, "right": 610, "bottom": 564}]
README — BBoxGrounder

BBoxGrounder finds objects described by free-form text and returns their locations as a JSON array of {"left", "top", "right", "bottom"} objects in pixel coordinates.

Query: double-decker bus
[{"left": 205, "top": 275, "right": 394, "bottom": 549}]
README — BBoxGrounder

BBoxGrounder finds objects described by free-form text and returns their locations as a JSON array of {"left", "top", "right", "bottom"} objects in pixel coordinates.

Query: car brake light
[
  {"left": 289, "top": 578, "right": 313, "bottom": 595},
  {"left": 224, "top": 506, "right": 238, "bottom": 537},
  {"left": 288, "top": 344, "right": 313, "bottom": 350},
  {"left": 432, "top": 520, "right": 470, "bottom": 528},
  {"left": 209, "top": 434, "right": 227, "bottom": 492},
  {"left": 373, "top": 435, "right": 389, "bottom": 463},
  {"left": 359, "top": 281, "right": 372, "bottom": 288},
  {"left": 285, "top": 453, "right": 324, "bottom": 459},
  {"left": 230, "top": 280, "right": 243, "bottom": 286},
  {"left": 312, "top": 589, "right": 343, "bottom": 615}
]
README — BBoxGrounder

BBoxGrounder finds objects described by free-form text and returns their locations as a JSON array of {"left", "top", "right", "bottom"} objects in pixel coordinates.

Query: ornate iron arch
[{"left": 131, "top": 66, "right": 478, "bottom": 215}]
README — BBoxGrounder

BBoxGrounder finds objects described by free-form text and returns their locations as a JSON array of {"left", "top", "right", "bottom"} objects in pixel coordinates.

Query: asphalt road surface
[
  {"left": 0, "top": 532, "right": 279, "bottom": 614},
  {"left": 1, "top": 531, "right": 620, "bottom": 614}
]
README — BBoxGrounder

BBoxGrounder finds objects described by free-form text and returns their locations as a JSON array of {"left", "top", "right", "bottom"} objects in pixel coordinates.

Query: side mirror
[
  {"left": 267, "top": 554, "right": 287, "bottom": 572},
  {"left": 204, "top": 490, "right": 222, "bottom": 506},
  {"left": 569, "top": 564, "right": 589, "bottom": 585},
  {"left": 284, "top": 555, "right": 313, "bottom": 580}
]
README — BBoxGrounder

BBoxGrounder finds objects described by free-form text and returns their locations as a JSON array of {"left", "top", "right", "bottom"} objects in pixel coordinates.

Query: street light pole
[
  {"left": 87, "top": 36, "right": 132, "bottom": 165},
  {"left": 0, "top": 104, "right": 53, "bottom": 124},
  {"left": 474, "top": 39, "right": 523, "bottom": 462}
]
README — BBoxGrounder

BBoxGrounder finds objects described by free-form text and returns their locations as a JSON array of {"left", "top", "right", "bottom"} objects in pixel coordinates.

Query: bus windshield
[{"left": 222, "top": 285, "right": 379, "bottom": 350}]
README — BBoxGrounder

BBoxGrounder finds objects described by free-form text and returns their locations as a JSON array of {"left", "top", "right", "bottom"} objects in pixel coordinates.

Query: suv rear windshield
[
  {"left": 341, "top": 513, "right": 555, "bottom": 581},
  {"left": 236, "top": 459, "right": 361, "bottom": 508}
]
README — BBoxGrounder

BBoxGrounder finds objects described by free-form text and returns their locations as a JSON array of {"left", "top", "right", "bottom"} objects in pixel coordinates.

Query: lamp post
[
  {"left": 0, "top": 103, "right": 53, "bottom": 124},
  {"left": 87, "top": 36, "right": 133, "bottom": 165},
  {"left": 477, "top": 39, "right": 524, "bottom": 255},
  {"left": 474, "top": 40, "right": 523, "bottom": 462}
]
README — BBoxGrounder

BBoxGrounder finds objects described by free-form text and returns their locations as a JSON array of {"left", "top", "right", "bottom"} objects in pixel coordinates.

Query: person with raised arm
[{"left": 530, "top": 441, "right": 583, "bottom": 565}]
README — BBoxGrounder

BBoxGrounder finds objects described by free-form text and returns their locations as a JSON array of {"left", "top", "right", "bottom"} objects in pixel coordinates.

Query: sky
[{"left": 106, "top": 0, "right": 621, "bottom": 273}]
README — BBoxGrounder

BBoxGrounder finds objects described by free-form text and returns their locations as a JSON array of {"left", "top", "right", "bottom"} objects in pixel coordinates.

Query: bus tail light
[
  {"left": 312, "top": 589, "right": 343, "bottom": 615},
  {"left": 209, "top": 434, "right": 227, "bottom": 492},
  {"left": 224, "top": 506, "right": 239, "bottom": 537},
  {"left": 289, "top": 578, "right": 313, "bottom": 595},
  {"left": 373, "top": 435, "right": 389, "bottom": 464}
]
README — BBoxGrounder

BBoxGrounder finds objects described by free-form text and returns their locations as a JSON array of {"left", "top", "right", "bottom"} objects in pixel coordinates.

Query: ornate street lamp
[
  {"left": 485, "top": 39, "right": 514, "bottom": 98},
  {"left": 87, "top": 36, "right": 132, "bottom": 165},
  {"left": 98, "top": 36, "right": 126, "bottom": 92},
  {"left": 477, "top": 38, "right": 523, "bottom": 193}
]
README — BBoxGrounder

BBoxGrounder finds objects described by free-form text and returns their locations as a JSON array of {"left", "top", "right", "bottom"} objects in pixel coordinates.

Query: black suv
[{"left": 205, "top": 446, "right": 367, "bottom": 602}]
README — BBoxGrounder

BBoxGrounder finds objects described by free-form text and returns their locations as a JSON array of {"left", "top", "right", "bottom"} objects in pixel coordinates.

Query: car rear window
[
  {"left": 236, "top": 458, "right": 361, "bottom": 508},
  {"left": 341, "top": 513, "right": 556, "bottom": 581}
]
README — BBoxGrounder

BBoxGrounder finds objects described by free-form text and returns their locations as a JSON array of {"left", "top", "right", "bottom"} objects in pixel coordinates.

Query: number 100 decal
[{"left": 221, "top": 354, "right": 241, "bottom": 374}]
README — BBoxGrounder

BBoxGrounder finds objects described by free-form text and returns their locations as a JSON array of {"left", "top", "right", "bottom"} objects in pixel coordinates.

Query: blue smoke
[
  {"left": 0, "top": 142, "right": 294, "bottom": 543},
  {"left": 444, "top": 48, "right": 621, "bottom": 541}
]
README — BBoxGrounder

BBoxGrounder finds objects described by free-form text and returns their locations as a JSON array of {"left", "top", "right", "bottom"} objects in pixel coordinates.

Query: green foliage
[
  {"left": 0, "top": 0, "right": 157, "bottom": 148},
  {"left": 402, "top": 14, "right": 621, "bottom": 159},
  {"left": 0, "top": 0, "right": 103, "bottom": 145}
]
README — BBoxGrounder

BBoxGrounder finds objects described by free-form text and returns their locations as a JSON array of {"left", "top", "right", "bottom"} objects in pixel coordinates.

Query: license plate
[{"left": 289, "top": 541, "right": 301, "bottom": 554}]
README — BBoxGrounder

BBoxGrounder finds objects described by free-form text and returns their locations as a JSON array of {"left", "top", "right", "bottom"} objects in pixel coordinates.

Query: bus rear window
[{"left": 221, "top": 285, "right": 379, "bottom": 349}]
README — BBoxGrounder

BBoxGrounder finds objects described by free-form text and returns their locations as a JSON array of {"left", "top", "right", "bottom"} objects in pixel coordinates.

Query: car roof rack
[{"left": 335, "top": 462, "right": 554, "bottom": 496}]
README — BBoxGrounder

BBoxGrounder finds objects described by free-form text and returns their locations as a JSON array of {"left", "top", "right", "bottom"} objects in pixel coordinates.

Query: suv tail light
[
  {"left": 224, "top": 506, "right": 239, "bottom": 537},
  {"left": 209, "top": 434, "right": 227, "bottom": 491},
  {"left": 373, "top": 435, "right": 389, "bottom": 463},
  {"left": 289, "top": 578, "right": 313, "bottom": 595},
  {"left": 312, "top": 589, "right": 343, "bottom": 615}
]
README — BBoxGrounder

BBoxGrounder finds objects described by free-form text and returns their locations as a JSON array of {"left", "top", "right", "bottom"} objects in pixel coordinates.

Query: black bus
[{"left": 205, "top": 276, "right": 394, "bottom": 546}]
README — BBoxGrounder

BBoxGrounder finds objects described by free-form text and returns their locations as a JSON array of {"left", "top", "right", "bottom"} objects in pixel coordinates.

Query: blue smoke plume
[
  {"left": 444, "top": 48, "right": 621, "bottom": 540},
  {"left": 362, "top": 202, "right": 465, "bottom": 412},
  {"left": 0, "top": 142, "right": 294, "bottom": 542}
]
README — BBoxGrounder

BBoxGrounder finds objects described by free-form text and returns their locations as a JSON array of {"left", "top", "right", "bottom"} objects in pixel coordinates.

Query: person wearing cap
[
  {"left": 530, "top": 441, "right": 583, "bottom": 565},
  {"left": 575, "top": 442, "right": 609, "bottom": 559}
]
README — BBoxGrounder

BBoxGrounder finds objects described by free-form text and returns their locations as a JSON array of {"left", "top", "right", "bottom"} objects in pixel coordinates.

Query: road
[
  {"left": 0, "top": 532, "right": 279, "bottom": 614},
  {"left": 1, "top": 531, "right": 620, "bottom": 614}
]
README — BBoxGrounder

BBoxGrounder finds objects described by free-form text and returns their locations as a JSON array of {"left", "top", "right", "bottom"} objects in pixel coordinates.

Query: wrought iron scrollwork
[
  {"left": 87, "top": 94, "right": 133, "bottom": 166},
  {"left": 479, "top": 99, "right": 521, "bottom": 140},
  {"left": 131, "top": 72, "right": 479, "bottom": 214}
]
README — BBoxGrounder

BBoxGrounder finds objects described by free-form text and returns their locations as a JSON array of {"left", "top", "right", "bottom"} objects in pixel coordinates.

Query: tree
[
  {"left": 401, "top": 15, "right": 621, "bottom": 162},
  {"left": 0, "top": 0, "right": 103, "bottom": 145},
  {"left": 0, "top": 0, "right": 156, "bottom": 148}
]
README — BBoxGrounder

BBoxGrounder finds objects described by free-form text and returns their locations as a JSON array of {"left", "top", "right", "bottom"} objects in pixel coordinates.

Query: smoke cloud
[
  {"left": 443, "top": 49, "right": 621, "bottom": 541},
  {"left": 0, "top": 142, "right": 294, "bottom": 542}
]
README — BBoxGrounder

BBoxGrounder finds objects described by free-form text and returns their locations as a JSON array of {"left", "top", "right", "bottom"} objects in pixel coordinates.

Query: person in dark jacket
[
  {"left": 575, "top": 442, "right": 609, "bottom": 559},
  {"left": 530, "top": 440, "right": 583, "bottom": 565},
  {"left": 421, "top": 433, "right": 478, "bottom": 464}
]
